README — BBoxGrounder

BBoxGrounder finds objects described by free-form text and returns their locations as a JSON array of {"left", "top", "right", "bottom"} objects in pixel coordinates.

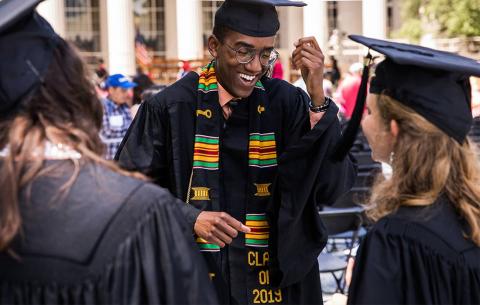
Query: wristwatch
[{"left": 309, "top": 96, "right": 333, "bottom": 113}]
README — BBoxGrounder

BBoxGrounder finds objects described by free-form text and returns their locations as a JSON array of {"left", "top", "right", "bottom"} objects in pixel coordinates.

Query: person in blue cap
[
  {"left": 100, "top": 73, "right": 137, "bottom": 160},
  {"left": 116, "top": 0, "right": 356, "bottom": 304},
  {"left": 332, "top": 35, "right": 480, "bottom": 305},
  {"left": 0, "top": 0, "right": 218, "bottom": 304}
]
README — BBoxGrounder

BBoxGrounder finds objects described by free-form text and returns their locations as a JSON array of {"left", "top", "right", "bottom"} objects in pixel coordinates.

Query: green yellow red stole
[{"left": 189, "top": 61, "right": 284, "bottom": 304}]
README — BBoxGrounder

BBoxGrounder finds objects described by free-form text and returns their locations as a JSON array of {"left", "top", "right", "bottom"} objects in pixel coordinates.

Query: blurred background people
[
  {"left": 294, "top": 71, "right": 334, "bottom": 99},
  {"left": 0, "top": 1, "right": 218, "bottom": 304},
  {"left": 132, "top": 66, "right": 154, "bottom": 117},
  {"left": 177, "top": 60, "right": 192, "bottom": 79},
  {"left": 100, "top": 73, "right": 136, "bottom": 159},
  {"left": 271, "top": 57, "right": 284, "bottom": 79},
  {"left": 334, "top": 62, "right": 363, "bottom": 120},
  {"left": 95, "top": 58, "right": 109, "bottom": 82},
  {"left": 328, "top": 56, "right": 341, "bottom": 87}
]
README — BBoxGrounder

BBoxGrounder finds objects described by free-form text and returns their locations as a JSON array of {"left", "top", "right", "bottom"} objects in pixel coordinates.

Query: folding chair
[
  {"left": 318, "top": 206, "right": 364, "bottom": 294},
  {"left": 331, "top": 187, "right": 370, "bottom": 208}
]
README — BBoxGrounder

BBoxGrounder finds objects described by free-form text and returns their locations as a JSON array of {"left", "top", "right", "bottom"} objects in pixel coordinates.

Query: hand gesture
[
  {"left": 291, "top": 36, "right": 325, "bottom": 105},
  {"left": 194, "top": 211, "right": 251, "bottom": 247}
]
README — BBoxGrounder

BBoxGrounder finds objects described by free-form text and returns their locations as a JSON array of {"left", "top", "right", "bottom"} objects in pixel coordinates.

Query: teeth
[{"left": 240, "top": 73, "right": 255, "bottom": 81}]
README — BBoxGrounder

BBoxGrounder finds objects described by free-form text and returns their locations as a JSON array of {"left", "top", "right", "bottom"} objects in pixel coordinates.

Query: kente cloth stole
[{"left": 189, "top": 61, "right": 284, "bottom": 304}]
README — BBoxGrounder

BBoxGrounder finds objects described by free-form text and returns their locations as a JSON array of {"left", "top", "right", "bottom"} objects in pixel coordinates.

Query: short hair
[{"left": 212, "top": 24, "right": 233, "bottom": 43}]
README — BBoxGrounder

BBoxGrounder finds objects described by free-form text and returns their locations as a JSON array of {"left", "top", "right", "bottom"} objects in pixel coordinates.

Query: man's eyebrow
[
  {"left": 234, "top": 41, "right": 255, "bottom": 48},
  {"left": 234, "top": 41, "right": 275, "bottom": 50}
]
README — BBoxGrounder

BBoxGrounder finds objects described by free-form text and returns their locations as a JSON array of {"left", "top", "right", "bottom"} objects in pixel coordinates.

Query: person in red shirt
[{"left": 335, "top": 62, "right": 363, "bottom": 119}]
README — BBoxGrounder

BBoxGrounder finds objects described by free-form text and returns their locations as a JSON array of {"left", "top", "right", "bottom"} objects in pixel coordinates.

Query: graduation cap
[
  {"left": 333, "top": 35, "right": 480, "bottom": 161},
  {"left": 0, "top": 0, "right": 60, "bottom": 117},
  {"left": 214, "top": 0, "right": 306, "bottom": 37}
]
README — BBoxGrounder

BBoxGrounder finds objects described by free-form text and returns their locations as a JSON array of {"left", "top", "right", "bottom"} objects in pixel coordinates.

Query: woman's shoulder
[
  {"left": 10, "top": 161, "right": 185, "bottom": 279},
  {"left": 79, "top": 162, "right": 175, "bottom": 207},
  {"left": 370, "top": 199, "right": 480, "bottom": 267},
  {"left": 1, "top": 162, "right": 204, "bottom": 303}
]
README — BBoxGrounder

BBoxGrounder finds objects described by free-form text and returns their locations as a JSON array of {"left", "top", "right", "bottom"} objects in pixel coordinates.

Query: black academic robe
[
  {"left": 348, "top": 197, "right": 480, "bottom": 305},
  {"left": 0, "top": 160, "right": 218, "bottom": 305},
  {"left": 116, "top": 72, "right": 356, "bottom": 304}
]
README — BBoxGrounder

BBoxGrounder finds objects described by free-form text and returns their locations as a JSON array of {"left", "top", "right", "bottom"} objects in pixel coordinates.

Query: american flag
[{"left": 135, "top": 32, "right": 152, "bottom": 66}]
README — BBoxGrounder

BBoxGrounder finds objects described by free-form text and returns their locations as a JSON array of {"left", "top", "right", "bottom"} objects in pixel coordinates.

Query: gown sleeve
[
  {"left": 115, "top": 99, "right": 201, "bottom": 229},
  {"left": 272, "top": 85, "right": 357, "bottom": 287},
  {"left": 115, "top": 100, "right": 169, "bottom": 186},
  {"left": 346, "top": 223, "right": 403, "bottom": 304},
  {"left": 105, "top": 183, "right": 218, "bottom": 305}
]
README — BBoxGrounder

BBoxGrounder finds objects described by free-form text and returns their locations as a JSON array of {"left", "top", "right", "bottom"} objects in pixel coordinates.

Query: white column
[
  {"left": 337, "top": 1, "right": 362, "bottom": 35},
  {"left": 106, "top": 0, "right": 135, "bottom": 76},
  {"left": 165, "top": 0, "right": 203, "bottom": 60},
  {"left": 36, "top": 0, "right": 65, "bottom": 37},
  {"left": 278, "top": 7, "right": 304, "bottom": 83},
  {"left": 302, "top": 0, "right": 329, "bottom": 50},
  {"left": 100, "top": 0, "right": 109, "bottom": 64},
  {"left": 177, "top": 0, "right": 203, "bottom": 60},
  {"left": 165, "top": 0, "right": 178, "bottom": 59},
  {"left": 362, "top": 0, "right": 387, "bottom": 39},
  {"left": 280, "top": 7, "right": 303, "bottom": 52}
]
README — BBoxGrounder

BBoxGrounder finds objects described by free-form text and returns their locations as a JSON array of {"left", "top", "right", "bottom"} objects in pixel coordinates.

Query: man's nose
[{"left": 244, "top": 54, "right": 263, "bottom": 74}]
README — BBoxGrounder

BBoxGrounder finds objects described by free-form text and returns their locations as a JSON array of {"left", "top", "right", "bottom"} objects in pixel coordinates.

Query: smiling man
[{"left": 116, "top": 0, "right": 355, "bottom": 304}]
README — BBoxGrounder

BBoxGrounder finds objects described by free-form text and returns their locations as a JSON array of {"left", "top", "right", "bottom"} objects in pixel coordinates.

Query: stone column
[
  {"left": 302, "top": 0, "right": 329, "bottom": 50},
  {"left": 106, "top": 0, "right": 135, "bottom": 75},
  {"left": 362, "top": 0, "right": 387, "bottom": 39},
  {"left": 36, "top": 0, "right": 66, "bottom": 37},
  {"left": 165, "top": 0, "right": 203, "bottom": 60}
]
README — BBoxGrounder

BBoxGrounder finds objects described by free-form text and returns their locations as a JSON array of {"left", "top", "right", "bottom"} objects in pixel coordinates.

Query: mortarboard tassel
[{"left": 333, "top": 52, "right": 374, "bottom": 161}]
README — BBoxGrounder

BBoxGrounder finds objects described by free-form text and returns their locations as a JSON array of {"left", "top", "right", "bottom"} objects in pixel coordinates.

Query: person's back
[
  {"left": 0, "top": 4, "right": 217, "bottom": 304},
  {"left": 0, "top": 161, "right": 216, "bottom": 304},
  {"left": 349, "top": 197, "right": 480, "bottom": 304}
]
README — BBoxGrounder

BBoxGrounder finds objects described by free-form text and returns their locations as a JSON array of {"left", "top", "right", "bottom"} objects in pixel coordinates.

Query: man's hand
[
  {"left": 291, "top": 36, "right": 325, "bottom": 106},
  {"left": 194, "top": 211, "right": 251, "bottom": 247}
]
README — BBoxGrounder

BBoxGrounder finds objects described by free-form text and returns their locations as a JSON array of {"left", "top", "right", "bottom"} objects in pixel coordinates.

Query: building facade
[{"left": 37, "top": 0, "right": 403, "bottom": 81}]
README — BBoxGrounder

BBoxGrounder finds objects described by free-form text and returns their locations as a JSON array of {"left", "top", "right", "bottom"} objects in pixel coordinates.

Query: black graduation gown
[
  {"left": 348, "top": 197, "right": 480, "bottom": 305},
  {"left": 0, "top": 160, "right": 218, "bottom": 305},
  {"left": 116, "top": 72, "right": 356, "bottom": 304}
]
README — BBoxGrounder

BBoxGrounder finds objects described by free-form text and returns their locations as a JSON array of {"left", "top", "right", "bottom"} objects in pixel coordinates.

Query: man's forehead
[{"left": 225, "top": 31, "right": 276, "bottom": 47}]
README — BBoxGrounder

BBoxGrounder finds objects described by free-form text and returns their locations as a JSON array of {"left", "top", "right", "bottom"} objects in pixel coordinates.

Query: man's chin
[{"left": 234, "top": 87, "right": 255, "bottom": 99}]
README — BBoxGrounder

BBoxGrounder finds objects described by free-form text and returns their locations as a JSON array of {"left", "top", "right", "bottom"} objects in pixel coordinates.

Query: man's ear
[{"left": 208, "top": 35, "right": 220, "bottom": 58}]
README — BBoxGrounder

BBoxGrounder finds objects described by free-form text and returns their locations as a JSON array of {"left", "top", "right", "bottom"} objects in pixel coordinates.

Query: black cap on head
[
  {"left": 334, "top": 35, "right": 480, "bottom": 160},
  {"left": 214, "top": 0, "right": 306, "bottom": 37},
  {"left": 0, "top": 0, "right": 59, "bottom": 117}
]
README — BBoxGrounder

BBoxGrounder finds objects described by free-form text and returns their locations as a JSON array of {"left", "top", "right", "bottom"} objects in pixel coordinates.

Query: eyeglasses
[{"left": 223, "top": 43, "right": 279, "bottom": 66}]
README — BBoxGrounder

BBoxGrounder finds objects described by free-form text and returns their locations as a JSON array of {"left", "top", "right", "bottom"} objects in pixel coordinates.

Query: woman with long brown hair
[
  {"left": 338, "top": 36, "right": 480, "bottom": 304},
  {"left": 0, "top": 1, "right": 217, "bottom": 304}
]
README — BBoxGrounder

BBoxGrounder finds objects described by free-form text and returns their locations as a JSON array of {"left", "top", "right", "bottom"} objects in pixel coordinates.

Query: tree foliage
[{"left": 396, "top": 0, "right": 480, "bottom": 40}]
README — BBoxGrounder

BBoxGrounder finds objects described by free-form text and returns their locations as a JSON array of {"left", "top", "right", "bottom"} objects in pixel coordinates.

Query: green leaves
[{"left": 395, "top": 0, "right": 480, "bottom": 39}]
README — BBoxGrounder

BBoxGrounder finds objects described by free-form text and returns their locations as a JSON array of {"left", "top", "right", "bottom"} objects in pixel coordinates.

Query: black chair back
[{"left": 319, "top": 207, "right": 363, "bottom": 236}]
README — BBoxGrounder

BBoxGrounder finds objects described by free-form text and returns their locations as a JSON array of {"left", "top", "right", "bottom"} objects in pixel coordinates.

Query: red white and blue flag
[{"left": 135, "top": 32, "right": 152, "bottom": 66}]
